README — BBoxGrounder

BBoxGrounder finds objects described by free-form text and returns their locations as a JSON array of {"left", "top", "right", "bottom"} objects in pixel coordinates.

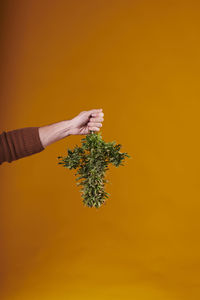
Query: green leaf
[{"left": 57, "top": 131, "right": 131, "bottom": 208}]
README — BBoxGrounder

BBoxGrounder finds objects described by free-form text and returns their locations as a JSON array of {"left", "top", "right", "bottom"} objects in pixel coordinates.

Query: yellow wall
[{"left": 1, "top": 1, "right": 200, "bottom": 299}]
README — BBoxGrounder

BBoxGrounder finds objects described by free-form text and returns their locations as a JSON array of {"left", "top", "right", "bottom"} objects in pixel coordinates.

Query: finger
[
  {"left": 89, "top": 117, "right": 104, "bottom": 122},
  {"left": 89, "top": 108, "right": 103, "bottom": 115},
  {"left": 91, "top": 112, "right": 104, "bottom": 118},
  {"left": 88, "top": 122, "right": 102, "bottom": 128},
  {"left": 88, "top": 126, "right": 100, "bottom": 132}
]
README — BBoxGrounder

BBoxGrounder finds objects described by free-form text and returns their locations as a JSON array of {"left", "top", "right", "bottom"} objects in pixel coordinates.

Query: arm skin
[
  {"left": 38, "top": 109, "right": 104, "bottom": 148},
  {"left": 0, "top": 108, "right": 104, "bottom": 165}
]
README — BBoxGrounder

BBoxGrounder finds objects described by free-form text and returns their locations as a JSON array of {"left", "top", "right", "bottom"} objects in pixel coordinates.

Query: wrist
[
  {"left": 58, "top": 119, "right": 73, "bottom": 138},
  {"left": 38, "top": 119, "right": 73, "bottom": 148}
]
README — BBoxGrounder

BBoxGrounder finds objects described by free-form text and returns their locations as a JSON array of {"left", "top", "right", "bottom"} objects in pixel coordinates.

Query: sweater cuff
[
  {"left": 0, "top": 127, "right": 45, "bottom": 164},
  {"left": 22, "top": 127, "right": 45, "bottom": 156}
]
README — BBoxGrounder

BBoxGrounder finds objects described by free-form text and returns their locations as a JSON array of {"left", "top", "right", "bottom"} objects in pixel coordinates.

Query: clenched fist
[{"left": 70, "top": 108, "right": 104, "bottom": 135}]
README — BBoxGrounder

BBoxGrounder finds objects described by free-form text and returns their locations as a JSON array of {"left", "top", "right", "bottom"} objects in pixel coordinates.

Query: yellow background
[{"left": 1, "top": 1, "right": 200, "bottom": 299}]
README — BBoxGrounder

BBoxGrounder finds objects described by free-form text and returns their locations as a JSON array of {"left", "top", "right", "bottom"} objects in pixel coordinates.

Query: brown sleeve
[{"left": 0, "top": 127, "right": 45, "bottom": 165}]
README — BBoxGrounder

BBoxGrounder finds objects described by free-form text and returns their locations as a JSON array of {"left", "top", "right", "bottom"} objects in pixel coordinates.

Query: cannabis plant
[{"left": 57, "top": 131, "right": 130, "bottom": 208}]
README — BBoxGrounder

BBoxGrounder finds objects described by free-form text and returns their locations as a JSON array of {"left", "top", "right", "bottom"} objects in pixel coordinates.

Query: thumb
[{"left": 89, "top": 108, "right": 103, "bottom": 116}]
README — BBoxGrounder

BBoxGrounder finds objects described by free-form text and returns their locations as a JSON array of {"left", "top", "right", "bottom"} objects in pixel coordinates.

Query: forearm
[{"left": 38, "top": 120, "right": 73, "bottom": 148}]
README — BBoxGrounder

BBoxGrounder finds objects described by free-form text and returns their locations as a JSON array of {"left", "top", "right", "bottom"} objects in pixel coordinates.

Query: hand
[
  {"left": 38, "top": 108, "right": 104, "bottom": 148},
  {"left": 69, "top": 108, "right": 104, "bottom": 135}
]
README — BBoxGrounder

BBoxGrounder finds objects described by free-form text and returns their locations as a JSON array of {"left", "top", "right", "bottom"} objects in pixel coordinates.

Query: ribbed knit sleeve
[{"left": 0, "top": 127, "right": 45, "bottom": 165}]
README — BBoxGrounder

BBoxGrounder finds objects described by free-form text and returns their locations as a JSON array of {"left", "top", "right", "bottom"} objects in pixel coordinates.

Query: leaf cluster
[{"left": 57, "top": 131, "right": 131, "bottom": 208}]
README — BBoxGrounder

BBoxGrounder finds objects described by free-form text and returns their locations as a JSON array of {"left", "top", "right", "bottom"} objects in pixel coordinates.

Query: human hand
[
  {"left": 69, "top": 108, "right": 104, "bottom": 135},
  {"left": 38, "top": 108, "right": 104, "bottom": 148}
]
